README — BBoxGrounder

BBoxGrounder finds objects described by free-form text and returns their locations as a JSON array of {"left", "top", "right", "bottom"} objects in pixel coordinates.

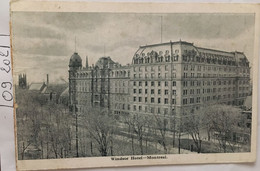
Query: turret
[{"left": 69, "top": 52, "right": 82, "bottom": 70}]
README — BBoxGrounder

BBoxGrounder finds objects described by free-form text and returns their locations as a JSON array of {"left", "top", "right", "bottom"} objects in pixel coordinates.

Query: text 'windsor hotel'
[{"left": 68, "top": 40, "right": 251, "bottom": 129}]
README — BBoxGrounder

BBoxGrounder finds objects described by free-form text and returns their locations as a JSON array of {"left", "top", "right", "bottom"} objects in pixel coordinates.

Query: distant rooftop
[{"left": 28, "top": 83, "right": 46, "bottom": 91}]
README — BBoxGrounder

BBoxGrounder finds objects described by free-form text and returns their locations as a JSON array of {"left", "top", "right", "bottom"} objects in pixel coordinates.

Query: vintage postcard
[{"left": 10, "top": 1, "right": 259, "bottom": 170}]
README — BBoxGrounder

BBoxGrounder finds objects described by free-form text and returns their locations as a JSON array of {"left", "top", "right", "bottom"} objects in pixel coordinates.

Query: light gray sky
[{"left": 12, "top": 12, "right": 255, "bottom": 84}]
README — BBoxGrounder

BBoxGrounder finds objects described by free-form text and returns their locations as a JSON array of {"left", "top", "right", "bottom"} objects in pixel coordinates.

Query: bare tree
[
  {"left": 83, "top": 107, "right": 116, "bottom": 156},
  {"left": 130, "top": 114, "right": 149, "bottom": 155},
  {"left": 209, "top": 104, "right": 242, "bottom": 152},
  {"left": 152, "top": 112, "right": 168, "bottom": 153},
  {"left": 183, "top": 110, "right": 203, "bottom": 153},
  {"left": 123, "top": 116, "right": 136, "bottom": 155},
  {"left": 195, "top": 104, "right": 243, "bottom": 153}
]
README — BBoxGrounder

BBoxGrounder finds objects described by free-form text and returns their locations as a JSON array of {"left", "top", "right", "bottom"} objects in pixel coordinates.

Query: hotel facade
[{"left": 68, "top": 41, "right": 251, "bottom": 131}]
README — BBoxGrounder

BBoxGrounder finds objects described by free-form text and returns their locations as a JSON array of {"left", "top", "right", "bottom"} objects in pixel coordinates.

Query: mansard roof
[{"left": 132, "top": 40, "right": 249, "bottom": 66}]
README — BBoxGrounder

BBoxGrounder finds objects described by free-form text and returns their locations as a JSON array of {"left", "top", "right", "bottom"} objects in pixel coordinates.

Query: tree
[
  {"left": 129, "top": 114, "right": 149, "bottom": 155},
  {"left": 83, "top": 107, "right": 116, "bottom": 156},
  {"left": 152, "top": 112, "right": 168, "bottom": 153},
  {"left": 208, "top": 104, "right": 242, "bottom": 152},
  {"left": 123, "top": 116, "right": 136, "bottom": 155},
  {"left": 183, "top": 109, "right": 203, "bottom": 153},
  {"left": 195, "top": 104, "right": 243, "bottom": 153}
]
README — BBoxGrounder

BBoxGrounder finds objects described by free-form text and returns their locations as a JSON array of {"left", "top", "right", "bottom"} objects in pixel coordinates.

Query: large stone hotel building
[{"left": 68, "top": 40, "right": 250, "bottom": 130}]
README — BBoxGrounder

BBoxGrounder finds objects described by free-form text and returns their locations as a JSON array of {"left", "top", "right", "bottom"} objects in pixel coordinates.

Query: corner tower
[{"left": 68, "top": 52, "right": 82, "bottom": 111}]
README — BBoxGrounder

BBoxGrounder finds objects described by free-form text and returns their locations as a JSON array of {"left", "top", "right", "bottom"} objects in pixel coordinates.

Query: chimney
[
  {"left": 86, "top": 56, "right": 89, "bottom": 68},
  {"left": 47, "top": 74, "right": 49, "bottom": 86}
]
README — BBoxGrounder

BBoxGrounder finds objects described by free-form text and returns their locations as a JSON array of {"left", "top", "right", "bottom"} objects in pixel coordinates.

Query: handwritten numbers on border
[
  {"left": 0, "top": 35, "right": 13, "bottom": 108},
  {"left": 0, "top": 59, "right": 11, "bottom": 73}
]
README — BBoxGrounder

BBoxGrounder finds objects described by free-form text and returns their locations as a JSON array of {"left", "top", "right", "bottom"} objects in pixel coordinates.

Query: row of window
[
  {"left": 133, "top": 89, "right": 176, "bottom": 95},
  {"left": 133, "top": 96, "right": 176, "bottom": 104},
  {"left": 182, "top": 54, "right": 238, "bottom": 66},
  {"left": 133, "top": 65, "right": 174, "bottom": 72},
  {"left": 133, "top": 72, "right": 176, "bottom": 79},
  {"left": 183, "top": 79, "right": 249, "bottom": 87},
  {"left": 183, "top": 87, "right": 249, "bottom": 95},
  {"left": 133, "top": 81, "right": 176, "bottom": 87},
  {"left": 182, "top": 93, "right": 248, "bottom": 105},
  {"left": 133, "top": 105, "right": 171, "bottom": 115},
  {"left": 183, "top": 64, "right": 250, "bottom": 73}
]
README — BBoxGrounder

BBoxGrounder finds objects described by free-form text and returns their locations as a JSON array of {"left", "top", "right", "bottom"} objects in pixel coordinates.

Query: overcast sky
[{"left": 12, "top": 12, "right": 255, "bottom": 84}]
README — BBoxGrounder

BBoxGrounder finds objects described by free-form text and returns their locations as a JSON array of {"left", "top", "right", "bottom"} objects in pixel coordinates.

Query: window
[
  {"left": 158, "top": 89, "right": 161, "bottom": 94},
  {"left": 145, "top": 89, "right": 148, "bottom": 94},
  {"left": 139, "top": 106, "right": 142, "bottom": 111},
  {"left": 184, "top": 65, "right": 188, "bottom": 71},
  {"left": 145, "top": 97, "right": 148, "bottom": 102},
  {"left": 158, "top": 98, "right": 161, "bottom": 104},
  {"left": 158, "top": 81, "right": 161, "bottom": 86},
  {"left": 139, "top": 97, "right": 142, "bottom": 102},
  {"left": 172, "top": 99, "right": 176, "bottom": 104},
  {"left": 133, "top": 97, "right": 136, "bottom": 101},
  {"left": 145, "top": 81, "right": 148, "bottom": 86},
  {"left": 183, "top": 99, "right": 188, "bottom": 105},
  {"left": 151, "top": 107, "right": 154, "bottom": 113},
  {"left": 133, "top": 105, "right": 136, "bottom": 111},
  {"left": 164, "top": 98, "right": 168, "bottom": 104},
  {"left": 139, "top": 81, "right": 142, "bottom": 86},
  {"left": 151, "top": 89, "right": 154, "bottom": 94},
  {"left": 183, "top": 81, "right": 188, "bottom": 87},
  {"left": 172, "top": 81, "right": 176, "bottom": 86},
  {"left": 191, "top": 81, "right": 195, "bottom": 86},
  {"left": 151, "top": 98, "right": 154, "bottom": 103},
  {"left": 197, "top": 65, "right": 201, "bottom": 71},
  {"left": 133, "top": 89, "right": 136, "bottom": 94},
  {"left": 151, "top": 81, "right": 154, "bottom": 86},
  {"left": 165, "top": 90, "right": 169, "bottom": 95},
  {"left": 158, "top": 107, "right": 161, "bottom": 114},
  {"left": 172, "top": 90, "right": 176, "bottom": 95},
  {"left": 133, "top": 81, "right": 136, "bottom": 86},
  {"left": 164, "top": 108, "right": 168, "bottom": 114},
  {"left": 139, "top": 89, "right": 142, "bottom": 94},
  {"left": 165, "top": 81, "right": 168, "bottom": 87}
]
